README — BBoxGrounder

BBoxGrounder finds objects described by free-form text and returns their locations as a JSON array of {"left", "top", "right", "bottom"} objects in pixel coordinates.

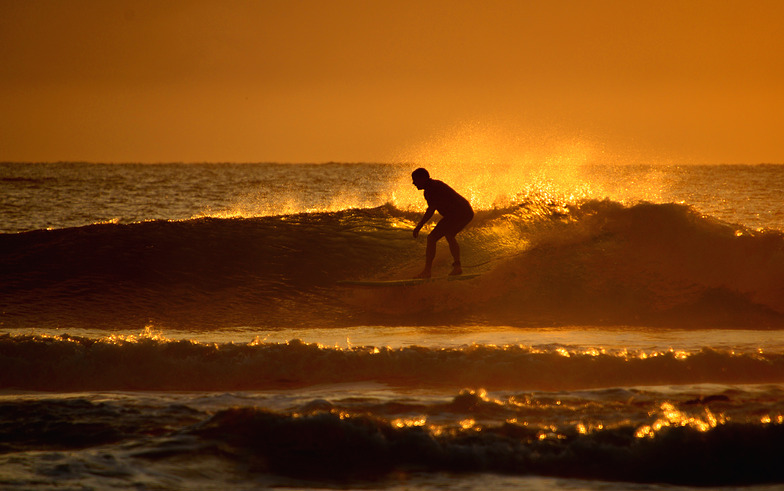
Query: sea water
[{"left": 2, "top": 162, "right": 784, "bottom": 489}]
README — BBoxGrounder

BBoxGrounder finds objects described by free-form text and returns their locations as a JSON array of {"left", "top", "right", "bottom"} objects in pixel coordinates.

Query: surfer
[{"left": 411, "top": 168, "right": 474, "bottom": 278}]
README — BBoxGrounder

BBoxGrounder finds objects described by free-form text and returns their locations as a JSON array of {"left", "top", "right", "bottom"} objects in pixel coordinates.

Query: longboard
[{"left": 338, "top": 273, "right": 481, "bottom": 287}]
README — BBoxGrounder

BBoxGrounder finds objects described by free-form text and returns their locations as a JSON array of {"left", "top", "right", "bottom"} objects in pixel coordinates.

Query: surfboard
[{"left": 338, "top": 273, "right": 481, "bottom": 287}]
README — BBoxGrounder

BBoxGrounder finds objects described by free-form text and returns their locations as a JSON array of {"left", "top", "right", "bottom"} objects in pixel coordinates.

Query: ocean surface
[{"left": 2, "top": 161, "right": 784, "bottom": 489}]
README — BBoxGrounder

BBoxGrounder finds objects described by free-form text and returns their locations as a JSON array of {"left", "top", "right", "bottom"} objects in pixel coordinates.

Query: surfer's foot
[
  {"left": 415, "top": 269, "right": 432, "bottom": 279},
  {"left": 449, "top": 262, "right": 463, "bottom": 276}
]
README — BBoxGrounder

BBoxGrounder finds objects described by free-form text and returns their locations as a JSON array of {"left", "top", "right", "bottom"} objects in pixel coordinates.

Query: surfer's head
[{"left": 412, "top": 168, "right": 430, "bottom": 190}]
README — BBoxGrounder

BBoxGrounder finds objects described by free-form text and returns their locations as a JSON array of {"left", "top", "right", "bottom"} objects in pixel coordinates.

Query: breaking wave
[
  {"left": 3, "top": 388, "right": 784, "bottom": 486},
  {"left": 190, "top": 405, "right": 784, "bottom": 485},
  {"left": 2, "top": 199, "right": 784, "bottom": 329},
  {"left": 2, "top": 333, "right": 783, "bottom": 391}
]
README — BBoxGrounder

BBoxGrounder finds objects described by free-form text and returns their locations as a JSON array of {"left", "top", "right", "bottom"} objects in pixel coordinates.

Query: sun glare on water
[
  {"left": 389, "top": 122, "right": 600, "bottom": 212},
  {"left": 191, "top": 122, "right": 673, "bottom": 222},
  {"left": 634, "top": 401, "right": 726, "bottom": 439}
]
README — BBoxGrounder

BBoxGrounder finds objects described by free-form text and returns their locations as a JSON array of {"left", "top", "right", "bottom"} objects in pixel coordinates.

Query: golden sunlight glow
[
  {"left": 391, "top": 124, "right": 603, "bottom": 212},
  {"left": 612, "top": 348, "right": 697, "bottom": 362},
  {"left": 576, "top": 422, "right": 605, "bottom": 435},
  {"left": 583, "top": 348, "right": 605, "bottom": 357},
  {"left": 101, "top": 325, "right": 169, "bottom": 344},
  {"left": 249, "top": 336, "right": 267, "bottom": 346},
  {"left": 393, "top": 417, "right": 427, "bottom": 428},
  {"left": 537, "top": 425, "right": 566, "bottom": 441},
  {"left": 635, "top": 401, "right": 726, "bottom": 438},
  {"left": 758, "top": 415, "right": 781, "bottom": 424},
  {"left": 197, "top": 191, "right": 385, "bottom": 219},
  {"left": 459, "top": 419, "right": 477, "bottom": 430},
  {"left": 178, "top": 121, "right": 691, "bottom": 221}
]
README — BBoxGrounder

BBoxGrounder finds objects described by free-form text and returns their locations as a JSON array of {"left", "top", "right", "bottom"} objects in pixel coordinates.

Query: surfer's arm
[{"left": 413, "top": 207, "right": 435, "bottom": 238}]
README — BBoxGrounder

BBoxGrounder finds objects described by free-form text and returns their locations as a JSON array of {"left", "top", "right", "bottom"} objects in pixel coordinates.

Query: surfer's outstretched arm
[{"left": 413, "top": 207, "right": 435, "bottom": 238}]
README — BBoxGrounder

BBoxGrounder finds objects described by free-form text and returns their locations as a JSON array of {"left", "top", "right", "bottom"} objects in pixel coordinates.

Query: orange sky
[{"left": 1, "top": 0, "right": 782, "bottom": 164}]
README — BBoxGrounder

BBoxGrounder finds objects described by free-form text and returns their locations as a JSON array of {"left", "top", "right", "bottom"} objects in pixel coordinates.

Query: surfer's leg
[
  {"left": 445, "top": 234, "right": 462, "bottom": 275},
  {"left": 414, "top": 234, "right": 437, "bottom": 278},
  {"left": 443, "top": 213, "right": 472, "bottom": 276},
  {"left": 424, "top": 234, "right": 438, "bottom": 274},
  {"left": 416, "top": 224, "right": 446, "bottom": 278}
]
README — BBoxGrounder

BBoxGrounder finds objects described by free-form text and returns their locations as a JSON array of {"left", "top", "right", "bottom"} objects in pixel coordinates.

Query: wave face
[{"left": 3, "top": 199, "right": 784, "bottom": 329}]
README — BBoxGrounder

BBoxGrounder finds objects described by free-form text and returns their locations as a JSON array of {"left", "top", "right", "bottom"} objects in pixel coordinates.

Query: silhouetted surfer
[{"left": 411, "top": 168, "right": 474, "bottom": 278}]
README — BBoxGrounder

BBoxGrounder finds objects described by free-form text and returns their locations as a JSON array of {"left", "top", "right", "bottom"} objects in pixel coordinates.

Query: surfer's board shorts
[{"left": 430, "top": 211, "right": 474, "bottom": 239}]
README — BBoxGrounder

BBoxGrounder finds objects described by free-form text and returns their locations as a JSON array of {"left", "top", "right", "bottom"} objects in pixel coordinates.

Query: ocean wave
[
  {"left": 2, "top": 333, "right": 783, "bottom": 391},
  {"left": 3, "top": 385, "right": 784, "bottom": 485},
  {"left": 2, "top": 199, "right": 784, "bottom": 329},
  {"left": 189, "top": 405, "right": 784, "bottom": 485}
]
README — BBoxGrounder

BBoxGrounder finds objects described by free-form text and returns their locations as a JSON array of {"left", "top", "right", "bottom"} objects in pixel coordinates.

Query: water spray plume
[{"left": 391, "top": 121, "right": 600, "bottom": 211}]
